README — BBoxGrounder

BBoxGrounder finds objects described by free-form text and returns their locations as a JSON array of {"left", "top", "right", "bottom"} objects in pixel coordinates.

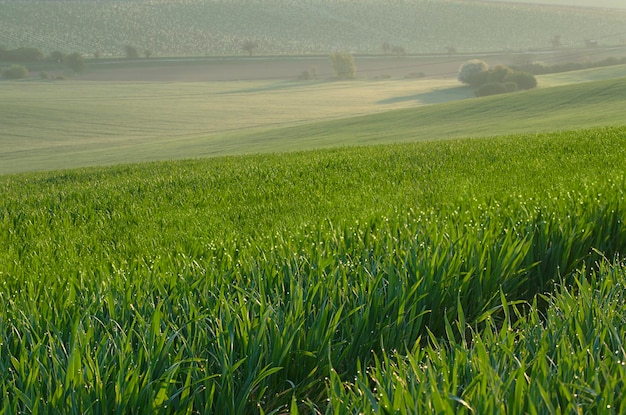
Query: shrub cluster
[
  {"left": 48, "top": 51, "right": 86, "bottom": 72},
  {"left": 512, "top": 56, "right": 626, "bottom": 75},
  {"left": 0, "top": 46, "right": 44, "bottom": 62},
  {"left": 329, "top": 52, "right": 356, "bottom": 79},
  {"left": 458, "top": 60, "right": 537, "bottom": 97},
  {"left": 2, "top": 64, "right": 28, "bottom": 79}
]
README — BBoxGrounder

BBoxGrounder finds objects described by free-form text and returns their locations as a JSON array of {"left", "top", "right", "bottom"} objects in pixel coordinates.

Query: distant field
[
  {"left": 2, "top": 67, "right": 626, "bottom": 175},
  {"left": 1, "top": 0, "right": 626, "bottom": 56},
  {"left": 0, "top": 76, "right": 471, "bottom": 174},
  {"left": 537, "top": 63, "right": 626, "bottom": 86}
]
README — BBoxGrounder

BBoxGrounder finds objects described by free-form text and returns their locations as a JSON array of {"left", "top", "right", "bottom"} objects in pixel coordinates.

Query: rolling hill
[{"left": 2, "top": 72, "right": 625, "bottom": 175}]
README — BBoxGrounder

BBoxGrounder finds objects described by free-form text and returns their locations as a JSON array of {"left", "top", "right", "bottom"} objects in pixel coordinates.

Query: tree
[
  {"left": 489, "top": 65, "right": 513, "bottom": 83},
  {"left": 65, "top": 52, "right": 85, "bottom": 73},
  {"left": 2, "top": 47, "right": 44, "bottom": 62},
  {"left": 457, "top": 59, "right": 489, "bottom": 87},
  {"left": 382, "top": 42, "right": 391, "bottom": 55},
  {"left": 504, "top": 71, "right": 537, "bottom": 90},
  {"left": 329, "top": 52, "right": 356, "bottom": 79},
  {"left": 124, "top": 45, "right": 140, "bottom": 59},
  {"left": 2, "top": 64, "right": 28, "bottom": 79},
  {"left": 0, "top": 45, "right": 7, "bottom": 60},
  {"left": 49, "top": 51, "right": 66, "bottom": 64},
  {"left": 458, "top": 60, "right": 537, "bottom": 96},
  {"left": 242, "top": 40, "right": 258, "bottom": 56},
  {"left": 391, "top": 45, "right": 406, "bottom": 57}
]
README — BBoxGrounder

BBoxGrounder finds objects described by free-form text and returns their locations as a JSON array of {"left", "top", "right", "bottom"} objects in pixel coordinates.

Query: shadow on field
[
  {"left": 377, "top": 86, "right": 473, "bottom": 105},
  {"left": 222, "top": 80, "right": 331, "bottom": 94}
]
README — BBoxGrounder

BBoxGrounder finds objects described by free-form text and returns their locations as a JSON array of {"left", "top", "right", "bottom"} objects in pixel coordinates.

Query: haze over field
[
  {"left": 2, "top": 0, "right": 626, "bottom": 56},
  {"left": 484, "top": 0, "right": 626, "bottom": 9}
]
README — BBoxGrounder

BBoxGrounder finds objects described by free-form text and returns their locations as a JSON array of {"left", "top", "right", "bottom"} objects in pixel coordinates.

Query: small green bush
[
  {"left": 489, "top": 65, "right": 514, "bottom": 83},
  {"left": 504, "top": 81, "right": 519, "bottom": 92},
  {"left": 65, "top": 52, "right": 85, "bottom": 73},
  {"left": 329, "top": 52, "right": 356, "bottom": 79},
  {"left": 475, "top": 82, "right": 508, "bottom": 97},
  {"left": 460, "top": 61, "right": 537, "bottom": 96},
  {"left": 2, "top": 64, "right": 28, "bottom": 79},
  {"left": 124, "top": 44, "right": 140, "bottom": 59},
  {"left": 505, "top": 71, "right": 537, "bottom": 90}
]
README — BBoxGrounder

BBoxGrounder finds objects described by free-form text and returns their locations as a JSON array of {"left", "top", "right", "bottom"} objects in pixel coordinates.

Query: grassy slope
[
  {"left": 2, "top": 128, "right": 626, "bottom": 412},
  {"left": 2, "top": 72, "right": 626, "bottom": 175},
  {"left": 217, "top": 75, "right": 626, "bottom": 150},
  {"left": 537, "top": 63, "right": 626, "bottom": 86},
  {"left": 0, "top": 78, "right": 466, "bottom": 174}
]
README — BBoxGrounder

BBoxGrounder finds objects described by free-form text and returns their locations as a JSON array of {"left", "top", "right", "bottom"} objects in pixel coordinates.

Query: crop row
[{"left": 1, "top": 0, "right": 626, "bottom": 56}]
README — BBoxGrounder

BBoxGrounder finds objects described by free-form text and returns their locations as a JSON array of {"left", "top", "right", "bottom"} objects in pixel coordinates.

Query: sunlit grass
[{"left": 1, "top": 128, "right": 625, "bottom": 413}]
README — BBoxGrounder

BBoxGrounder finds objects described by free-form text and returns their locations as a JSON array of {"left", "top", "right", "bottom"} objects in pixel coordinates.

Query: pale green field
[
  {"left": 537, "top": 63, "right": 626, "bottom": 86},
  {"left": 1, "top": 78, "right": 468, "bottom": 174},
  {"left": 2, "top": 65, "right": 626, "bottom": 175}
]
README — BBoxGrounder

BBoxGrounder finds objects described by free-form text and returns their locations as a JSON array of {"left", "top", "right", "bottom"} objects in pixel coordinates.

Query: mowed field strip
[{"left": 2, "top": 64, "right": 626, "bottom": 174}]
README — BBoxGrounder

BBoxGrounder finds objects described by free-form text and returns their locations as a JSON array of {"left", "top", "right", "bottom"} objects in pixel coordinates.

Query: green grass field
[
  {"left": 3, "top": 56, "right": 626, "bottom": 413},
  {"left": 2, "top": 127, "right": 626, "bottom": 413},
  {"left": 537, "top": 63, "right": 626, "bottom": 86},
  {"left": 2, "top": 70, "right": 626, "bottom": 174}
]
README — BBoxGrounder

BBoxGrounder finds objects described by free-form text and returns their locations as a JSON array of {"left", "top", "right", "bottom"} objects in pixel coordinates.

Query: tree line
[
  {"left": 0, "top": 46, "right": 45, "bottom": 62},
  {"left": 0, "top": 46, "right": 85, "bottom": 76}
]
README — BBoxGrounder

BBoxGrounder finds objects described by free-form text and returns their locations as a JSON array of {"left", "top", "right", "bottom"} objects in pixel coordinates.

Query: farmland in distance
[
  {"left": 2, "top": 63, "right": 626, "bottom": 174},
  {"left": 1, "top": 0, "right": 626, "bottom": 56}
]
